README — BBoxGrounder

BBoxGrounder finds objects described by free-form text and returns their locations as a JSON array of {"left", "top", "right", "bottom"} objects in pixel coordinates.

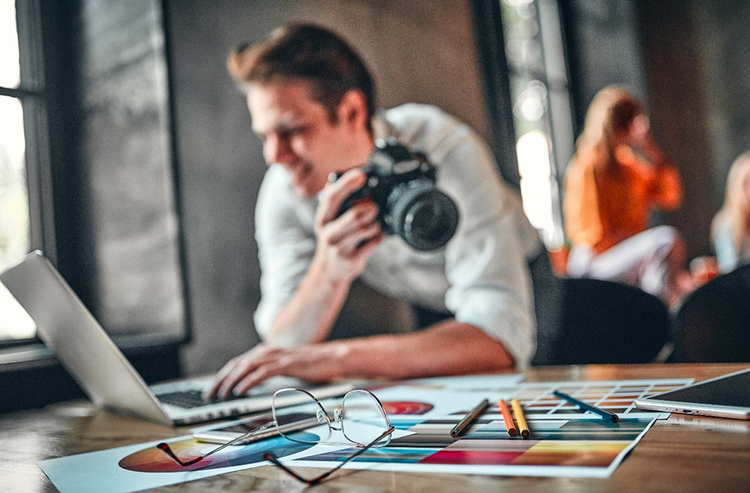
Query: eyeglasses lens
[
  {"left": 273, "top": 389, "right": 332, "bottom": 444},
  {"left": 341, "top": 390, "right": 392, "bottom": 447}
]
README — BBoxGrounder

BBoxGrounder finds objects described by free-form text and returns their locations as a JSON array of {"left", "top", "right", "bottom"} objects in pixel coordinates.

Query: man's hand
[
  {"left": 313, "top": 168, "right": 384, "bottom": 285},
  {"left": 205, "top": 342, "right": 348, "bottom": 399},
  {"left": 264, "top": 168, "right": 385, "bottom": 345}
]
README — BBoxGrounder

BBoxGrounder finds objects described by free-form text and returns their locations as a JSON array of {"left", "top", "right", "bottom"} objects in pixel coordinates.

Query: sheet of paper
[
  {"left": 37, "top": 426, "right": 411, "bottom": 493},
  {"left": 287, "top": 416, "right": 658, "bottom": 478},
  {"left": 37, "top": 434, "right": 302, "bottom": 493}
]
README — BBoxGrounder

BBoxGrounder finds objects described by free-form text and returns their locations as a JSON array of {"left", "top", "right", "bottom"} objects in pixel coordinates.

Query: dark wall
[
  {"left": 691, "top": 2, "right": 750, "bottom": 207},
  {"left": 637, "top": 1, "right": 715, "bottom": 258},
  {"left": 164, "top": 0, "right": 491, "bottom": 375},
  {"left": 637, "top": 0, "right": 750, "bottom": 258},
  {"left": 561, "top": 0, "right": 647, "bottom": 130}
]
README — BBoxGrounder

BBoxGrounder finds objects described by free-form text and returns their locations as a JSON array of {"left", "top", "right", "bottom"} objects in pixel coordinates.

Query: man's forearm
[
  {"left": 337, "top": 320, "right": 516, "bottom": 380},
  {"left": 209, "top": 319, "right": 517, "bottom": 398},
  {"left": 268, "top": 255, "right": 352, "bottom": 346}
]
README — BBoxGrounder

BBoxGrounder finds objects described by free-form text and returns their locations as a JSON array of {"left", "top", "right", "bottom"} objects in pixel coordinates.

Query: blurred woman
[
  {"left": 564, "top": 86, "right": 693, "bottom": 307},
  {"left": 711, "top": 151, "right": 750, "bottom": 273}
]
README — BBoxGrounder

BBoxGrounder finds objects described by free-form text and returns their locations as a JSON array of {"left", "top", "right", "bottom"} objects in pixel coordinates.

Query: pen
[
  {"left": 510, "top": 399, "right": 530, "bottom": 438},
  {"left": 450, "top": 398, "right": 490, "bottom": 438},
  {"left": 553, "top": 390, "right": 619, "bottom": 423},
  {"left": 498, "top": 399, "right": 517, "bottom": 437}
]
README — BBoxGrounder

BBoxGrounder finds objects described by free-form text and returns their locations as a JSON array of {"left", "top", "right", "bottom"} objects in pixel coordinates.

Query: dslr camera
[{"left": 333, "top": 139, "right": 459, "bottom": 251}]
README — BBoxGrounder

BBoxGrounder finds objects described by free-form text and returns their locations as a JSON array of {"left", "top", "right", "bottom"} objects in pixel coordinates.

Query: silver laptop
[{"left": 0, "top": 251, "right": 353, "bottom": 426}]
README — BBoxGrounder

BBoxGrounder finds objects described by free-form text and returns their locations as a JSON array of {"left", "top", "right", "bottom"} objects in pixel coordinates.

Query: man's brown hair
[{"left": 228, "top": 23, "right": 376, "bottom": 126}]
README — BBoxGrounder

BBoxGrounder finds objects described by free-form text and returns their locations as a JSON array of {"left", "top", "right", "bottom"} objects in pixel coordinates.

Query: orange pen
[{"left": 498, "top": 399, "right": 517, "bottom": 437}]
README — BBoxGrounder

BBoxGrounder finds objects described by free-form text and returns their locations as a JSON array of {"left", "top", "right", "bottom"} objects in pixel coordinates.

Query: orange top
[{"left": 564, "top": 145, "right": 683, "bottom": 253}]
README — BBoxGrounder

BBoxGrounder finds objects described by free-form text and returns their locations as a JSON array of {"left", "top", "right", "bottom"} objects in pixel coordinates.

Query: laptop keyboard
[{"left": 157, "top": 390, "right": 246, "bottom": 409}]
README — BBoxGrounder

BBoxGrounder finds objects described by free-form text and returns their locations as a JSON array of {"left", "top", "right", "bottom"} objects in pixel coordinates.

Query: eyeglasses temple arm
[
  {"left": 264, "top": 425, "right": 395, "bottom": 485},
  {"left": 201, "top": 420, "right": 278, "bottom": 459},
  {"left": 156, "top": 420, "right": 277, "bottom": 467}
]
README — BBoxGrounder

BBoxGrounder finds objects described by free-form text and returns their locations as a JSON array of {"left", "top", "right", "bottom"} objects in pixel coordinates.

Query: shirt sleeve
[
  {"left": 711, "top": 211, "right": 738, "bottom": 274},
  {"left": 253, "top": 165, "right": 317, "bottom": 342},
  {"left": 617, "top": 145, "right": 683, "bottom": 211},
  {"left": 650, "top": 162, "right": 683, "bottom": 211},
  {"left": 430, "top": 117, "right": 540, "bottom": 367},
  {"left": 563, "top": 154, "right": 603, "bottom": 248}
]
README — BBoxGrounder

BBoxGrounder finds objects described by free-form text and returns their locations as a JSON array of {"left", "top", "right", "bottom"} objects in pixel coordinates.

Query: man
[{"left": 208, "top": 23, "right": 541, "bottom": 399}]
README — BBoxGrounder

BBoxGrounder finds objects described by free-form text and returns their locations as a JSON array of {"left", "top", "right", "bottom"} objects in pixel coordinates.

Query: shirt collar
[{"left": 372, "top": 109, "right": 398, "bottom": 143}]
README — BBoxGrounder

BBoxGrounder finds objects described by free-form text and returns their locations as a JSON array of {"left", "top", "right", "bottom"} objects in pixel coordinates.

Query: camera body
[{"left": 334, "top": 139, "right": 459, "bottom": 251}]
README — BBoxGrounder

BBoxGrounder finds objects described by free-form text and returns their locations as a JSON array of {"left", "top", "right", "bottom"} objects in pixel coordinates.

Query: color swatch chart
[
  {"left": 446, "top": 378, "right": 693, "bottom": 421},
  {"left": 293, "top": 416, "right": 657, "bottom": 478}
]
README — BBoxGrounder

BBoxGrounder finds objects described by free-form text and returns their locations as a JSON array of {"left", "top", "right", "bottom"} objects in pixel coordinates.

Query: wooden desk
[{"left": 3, "top": 363, "right": 750, "bottom": 492}]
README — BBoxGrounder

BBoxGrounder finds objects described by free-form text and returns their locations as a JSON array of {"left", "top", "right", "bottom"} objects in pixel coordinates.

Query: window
[
  {"left": 500, "top": 0, "right": 574, "bottom": 250},
  {"left": 0, "top": 0, "right": 38, "bottom": 343},
  {"left": 0, "top": 1, "right": 30, "bottom": 270}
]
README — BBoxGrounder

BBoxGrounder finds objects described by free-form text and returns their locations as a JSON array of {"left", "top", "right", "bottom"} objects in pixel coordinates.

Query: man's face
[{"left": 247, "top": 81, "right": 364, "bottom": 199}]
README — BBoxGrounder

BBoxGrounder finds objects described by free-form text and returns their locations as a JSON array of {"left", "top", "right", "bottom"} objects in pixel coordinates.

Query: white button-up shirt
[{"left": 253, "top": 104, "right": 541, "bottom": 367}]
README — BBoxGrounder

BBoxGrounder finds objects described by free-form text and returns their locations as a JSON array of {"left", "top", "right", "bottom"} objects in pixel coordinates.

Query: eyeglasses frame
[{"left": 155, "top": 387, "right": 395, "bottom": 478}]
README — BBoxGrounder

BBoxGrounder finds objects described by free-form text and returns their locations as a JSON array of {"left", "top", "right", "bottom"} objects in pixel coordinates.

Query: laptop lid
[
  {"left": 1, "top": 251, "right": 355, "bottom": 426},
  {"left": 1, "top": 251, "right": 174, "bottom": 425}
]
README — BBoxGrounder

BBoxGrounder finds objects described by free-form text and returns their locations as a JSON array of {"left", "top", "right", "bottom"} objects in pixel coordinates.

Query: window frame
[
  {"left": 473, "top": 0, "right": 576, "bottom": 251},
  {"left": 0, "top": 0, "right": 52, "bottom": 350}
]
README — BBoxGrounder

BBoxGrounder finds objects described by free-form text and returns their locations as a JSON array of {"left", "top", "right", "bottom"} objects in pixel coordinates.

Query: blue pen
[{"left": 552, "top": 390, "right": 619, "bottom": 423}]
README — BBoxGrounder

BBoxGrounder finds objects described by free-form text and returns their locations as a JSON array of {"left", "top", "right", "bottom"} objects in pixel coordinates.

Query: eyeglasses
[{"left": 156, "top": 388, "right": 395, "bottom": 484}]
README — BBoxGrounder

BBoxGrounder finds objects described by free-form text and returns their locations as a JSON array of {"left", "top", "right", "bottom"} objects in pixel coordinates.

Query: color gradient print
[
  {"left": 118, "top": 434, "right": 315, "bottom": 473},
  {"left": 421, "top": 419, "right": 651, "bottom": 467},
  {"left": 295, "top": 417, "right": 655, "bottom": 474}
]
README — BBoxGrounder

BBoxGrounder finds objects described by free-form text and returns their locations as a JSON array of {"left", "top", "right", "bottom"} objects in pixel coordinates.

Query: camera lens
[{"left": 391, "top": 184, "right": 459, "bottom": 251}]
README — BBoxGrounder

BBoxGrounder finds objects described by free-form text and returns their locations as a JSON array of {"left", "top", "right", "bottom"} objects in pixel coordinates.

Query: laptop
[
  {"left": 0, "top": 251, "right": 354, "bottom": 426},
  {"left": 634, "top": 368, "right": 750, "bottom": 420}
]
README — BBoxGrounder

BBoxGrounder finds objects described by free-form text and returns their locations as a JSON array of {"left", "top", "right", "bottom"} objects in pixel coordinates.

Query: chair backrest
[
  {"left": 671, "top": 264, "right": 750, "bottom": 363},
  {"left": 532, "top": 277, "right": 671, "bottom": 366}
]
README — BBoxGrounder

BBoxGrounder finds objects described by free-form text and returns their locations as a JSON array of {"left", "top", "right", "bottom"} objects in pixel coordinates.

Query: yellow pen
[{"left": 511, "top": 399, "right": 530, "bottom": 438}]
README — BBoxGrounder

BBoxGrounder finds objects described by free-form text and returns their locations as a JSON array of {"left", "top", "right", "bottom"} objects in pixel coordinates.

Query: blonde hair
[
  {"left": 576, "top": 86, "right": 645, "bottom": 171},
  {"left": 715, "top": 151, "right": 750, "bottom": 253}
]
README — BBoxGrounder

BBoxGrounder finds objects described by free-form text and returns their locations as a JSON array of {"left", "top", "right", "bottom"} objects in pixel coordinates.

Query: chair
[
  {"left": 670, "top": 264, "right": 750, "bottom": 363},
  {"left": 532, "top": 277, "right": 672, "bottom": 366}
]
